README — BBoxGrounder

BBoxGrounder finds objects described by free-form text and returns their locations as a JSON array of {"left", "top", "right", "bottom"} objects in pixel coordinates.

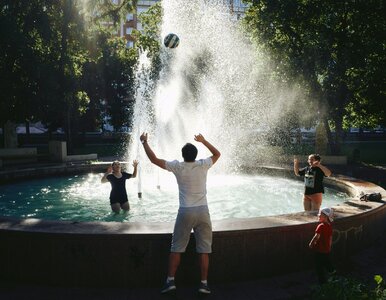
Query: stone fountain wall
[{"left": 0, "top": 166, "right": 385, "bottom": 287}]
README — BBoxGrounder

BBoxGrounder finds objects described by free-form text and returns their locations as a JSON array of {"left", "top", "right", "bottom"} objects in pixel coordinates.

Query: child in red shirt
[{"left": 309, "top": 207, "right": 335, "bottom": 284}]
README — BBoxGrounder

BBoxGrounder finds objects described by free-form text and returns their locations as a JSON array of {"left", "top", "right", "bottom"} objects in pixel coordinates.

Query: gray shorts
[{"left": 171, "top": 206, "right": 212, "bottom": 253}]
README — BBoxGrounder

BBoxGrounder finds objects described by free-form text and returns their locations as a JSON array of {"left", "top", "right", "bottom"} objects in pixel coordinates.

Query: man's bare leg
[
  {"left": 199, "top": 253, "right": 209, "bottom": 281},
  {"left": 167, "top": 252, "right": 181, "bottom": 277}
]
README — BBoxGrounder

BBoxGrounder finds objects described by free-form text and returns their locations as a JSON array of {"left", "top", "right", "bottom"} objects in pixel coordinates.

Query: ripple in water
[{"left": 0, "top": 173, "right": 348, "bottom": 223}]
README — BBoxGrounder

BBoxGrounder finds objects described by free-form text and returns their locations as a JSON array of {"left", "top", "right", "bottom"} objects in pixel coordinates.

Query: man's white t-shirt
[{"left": 165, "top": 157, "right": 213, "bottom": 208}]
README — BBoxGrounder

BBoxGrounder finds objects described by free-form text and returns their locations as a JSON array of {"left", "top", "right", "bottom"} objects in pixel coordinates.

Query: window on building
[
  {"left": 126, "top": 41, "right": 134, "bottom": 48},
  {"left": 136, "top": 23, "right": 143, "bottom": 31},
  {"left": 137, "top": 6, "right": 148, "bottom": 15},
  {"left": 126, "top": 27, "right": 133, "bottom": 34},
  {"left": 126, "top": 13, "right": 134, "bottom": 21}
]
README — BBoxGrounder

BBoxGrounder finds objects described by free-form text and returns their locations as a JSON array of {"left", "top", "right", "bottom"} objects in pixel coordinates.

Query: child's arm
[{"left": 309, "top": 233, "right": 320, "bottom": 248}]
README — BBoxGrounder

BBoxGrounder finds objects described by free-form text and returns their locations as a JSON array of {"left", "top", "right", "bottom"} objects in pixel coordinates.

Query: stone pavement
[{"left": 0, "top": 270, "right": 316, "bottom": 300}]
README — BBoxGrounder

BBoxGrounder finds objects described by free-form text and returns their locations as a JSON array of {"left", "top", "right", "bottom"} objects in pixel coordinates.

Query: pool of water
[{"left": 0, "top": 173, "right": 348, "bottom": 222}]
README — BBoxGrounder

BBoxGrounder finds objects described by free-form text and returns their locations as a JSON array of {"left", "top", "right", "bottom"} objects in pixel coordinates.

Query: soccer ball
[{"left": 164, "top": 33, "right": 180, "bottom": 48}]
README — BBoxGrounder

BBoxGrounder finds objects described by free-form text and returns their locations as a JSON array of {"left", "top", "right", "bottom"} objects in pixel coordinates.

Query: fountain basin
[
  {"left": 0, "top": 163, "right": 385, "bottom": 287},
  {"left": 0, "top": 168, "right": 348, "bottom": 222}
]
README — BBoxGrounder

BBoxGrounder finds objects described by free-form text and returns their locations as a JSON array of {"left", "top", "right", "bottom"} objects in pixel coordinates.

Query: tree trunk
[
  {"left": 65, "top": 106, "right": 73, "bottom": 154},
  {"left": 333, "top": 118, "right": 343, "bottom": 155},
  {"left": 60, "top": 1, "right": 72, "bottom": 154},
  {"left": 332, "top": 84, "right": 350, "bottom": 155},
  {"left": 25, "top": 120, "right": 30, "bottom": 145},
  {"left": 323, "top": 117, "right": 333, "bottom": 154},
  {"left": 3, "top": 121, "right": 18, "bottom": 148},
  {"left": 48, "top": 128, "right": 52, "bottom": 141}
]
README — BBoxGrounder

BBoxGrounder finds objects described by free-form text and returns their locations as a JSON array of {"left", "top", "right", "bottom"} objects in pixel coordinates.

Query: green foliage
[
  {"left": 373, "top": 275, "right": 386, "bottom": 299},
  {"left": 0, "top": 0, "right": 139, "bottom": 145},
  {"left": 311, "top": 275, "right": 368, "bottom": 299},
  {"left": 81, "top": 0, "right": 136, "bottom": 26},
  {"left": 75, "top": 91, "right": 90, "bottom": 115},
  {"left": 0, "top": 1, "right": 55, "bottom": 124},
  {"left": 132, "top": 2, "right": 162, "bottom": 56},
  {"left": 243, "top": 0, "right": 386, "bottom": 153},
  {"left": 0, "top": 0, "right": 91, "bottom": 133},
  {"left": 311, "top": 275, "right": 386, "bottom": 300},
  {"left": 101, "top": 37, "right": 137, "bottom": 131},
  {"left": 132, "top": 2, "right": 162, "bottom": 83},
  {"left": 74, "top": 0, "right": 138, "bottom": 135},
  {"left": 81, "top": 30, "right": 137, "bottom": 132}
]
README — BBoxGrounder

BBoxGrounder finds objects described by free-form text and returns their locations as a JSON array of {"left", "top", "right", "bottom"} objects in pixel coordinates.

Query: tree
[
  {"left": 243, "top": 0, "right": 386, "bottom": 154},
  {"left": 59, "top": 0, "right": 138, "bottom": 136},
  {"left": 132, "top": 2, "right": 162, "bottom": 82},
  {"left": 0, "top": 1, "right": 58, "bottom": 129},
  {"left": 132, "top": 2, "right": 162, "bottom": 56},
  {"left": 98, "top": 33, "right": 137, "bottom": 132},
  {"left": 0, "top": 0, "right": 138, "bottom": 149},
  {"left": 0, "top": 0, "right": 90, "bottom": 150},
  {"left": 81, "top": 0, "right": 137, "bottom": 26}
]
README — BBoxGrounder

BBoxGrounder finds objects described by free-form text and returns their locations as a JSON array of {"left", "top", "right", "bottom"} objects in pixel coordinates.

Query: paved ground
[
  {"left": 1, "top": 162, "right": 385, "bottom": 300},
  {"left": 0, "top": 273, "right": 315, "bottom": 300}
]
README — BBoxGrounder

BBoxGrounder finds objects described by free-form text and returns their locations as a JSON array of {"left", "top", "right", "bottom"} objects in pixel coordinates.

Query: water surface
[{"left": 0, "top": 173, "right": 348, "bottom": 222}]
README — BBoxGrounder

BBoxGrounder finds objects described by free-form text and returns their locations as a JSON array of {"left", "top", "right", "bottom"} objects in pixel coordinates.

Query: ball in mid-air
[{"left": 164, "top": 33, "right": 180, "bottom": 48}]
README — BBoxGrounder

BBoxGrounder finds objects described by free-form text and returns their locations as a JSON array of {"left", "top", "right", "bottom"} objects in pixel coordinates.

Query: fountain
[
  {"left": 0, "top": 0, "right": 385, "bottom": 288},
  {"left": 127, "top": 0, "right": 304, "bottom": 174}
]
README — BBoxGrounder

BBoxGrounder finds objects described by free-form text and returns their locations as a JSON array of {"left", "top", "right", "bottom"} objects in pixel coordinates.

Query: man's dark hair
[
  {"left": 182, "top": 143, "right": 198, "bottom": 162},
  {"left": 310, "top": 154, "right": 321, "bottom": 161}
]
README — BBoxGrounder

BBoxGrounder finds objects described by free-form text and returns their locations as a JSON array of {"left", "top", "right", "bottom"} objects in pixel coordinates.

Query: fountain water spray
[
  {"left": 128, "top": 0, "right": 306, "bottom": 192},
  {"left": 131, "top": 52, "right": 154, "bottom": 197}
]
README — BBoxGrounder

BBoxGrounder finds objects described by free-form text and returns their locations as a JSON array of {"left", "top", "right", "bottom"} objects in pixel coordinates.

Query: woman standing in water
[
  {"left": 101, "top": 160, "right": 138, "bottom": 213},
  {"left": 294, "top": 154, "right": 331, "bottom": 211}
]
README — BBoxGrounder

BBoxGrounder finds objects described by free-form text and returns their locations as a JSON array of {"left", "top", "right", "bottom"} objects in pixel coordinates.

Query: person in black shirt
[
  {"left": 294, "top": 154, "right": 331, "bottom": 211},
  {"left": 101, "top": 160, "right": 138, "bottom": 213}
]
